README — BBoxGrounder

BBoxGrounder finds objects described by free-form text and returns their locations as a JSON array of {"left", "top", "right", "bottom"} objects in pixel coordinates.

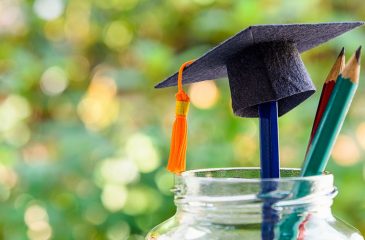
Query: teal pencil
[{"left": 302, "top": 47, "right": 361, "bottom": 177}]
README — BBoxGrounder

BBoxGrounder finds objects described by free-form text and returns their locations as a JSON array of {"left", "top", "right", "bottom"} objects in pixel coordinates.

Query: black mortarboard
[{"left": 156, "top": 22, "right": 364, "bottom": 117}]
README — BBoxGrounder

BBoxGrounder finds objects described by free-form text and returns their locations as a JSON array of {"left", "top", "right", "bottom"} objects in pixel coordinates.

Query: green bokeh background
[{"left": 0, "top": 0, "right": 365, "bottom": 239}]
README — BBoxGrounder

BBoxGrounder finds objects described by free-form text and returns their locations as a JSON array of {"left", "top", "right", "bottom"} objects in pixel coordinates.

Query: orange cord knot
[
  {"left": 166, "top": 60, "right": 194, "bottom": 174},
  {"left": 175, "top": 91, "right": 190, "bottom": 116}
]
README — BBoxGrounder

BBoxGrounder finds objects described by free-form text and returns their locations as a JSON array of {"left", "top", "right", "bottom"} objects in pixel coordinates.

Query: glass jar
[{"left": 146, "top": 168, "right": 363, "bottom": 240}]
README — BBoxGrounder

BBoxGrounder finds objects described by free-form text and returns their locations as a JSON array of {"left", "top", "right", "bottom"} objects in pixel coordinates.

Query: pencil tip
[
  {"left": 356, "top": 46, "right": 362, "bottom": 62},
  {"left": 325, "top": 47, "right": 346, "bottom": 83},
  {"left": 339, "top": 47, "right": 345, "bottom": 57},
  {"left": 342, "top": 46, "right": 361, "bottom": 82}
]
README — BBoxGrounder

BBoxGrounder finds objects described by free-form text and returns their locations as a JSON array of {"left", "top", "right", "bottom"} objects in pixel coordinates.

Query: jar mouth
[
  {"left": 179, "top": 167, "right": 332, "bottom": 183},
  {"left": 174, "top": 168, "right": 336, "bottom": 210}
]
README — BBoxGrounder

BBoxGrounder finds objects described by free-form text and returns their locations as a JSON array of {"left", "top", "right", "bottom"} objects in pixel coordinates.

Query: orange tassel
[{"left": 167, "top": 60, "right": 194, "bottom": 174}]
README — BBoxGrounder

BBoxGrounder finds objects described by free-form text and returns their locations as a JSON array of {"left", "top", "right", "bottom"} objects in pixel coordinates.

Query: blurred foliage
[{"left": 0, "top": 0, "right": 365, "bottom": 239}]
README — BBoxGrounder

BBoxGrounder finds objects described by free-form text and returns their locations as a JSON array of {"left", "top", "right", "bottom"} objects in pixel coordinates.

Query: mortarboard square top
[{"left": 156, "top": 22, "right": 364, "bottom": 117}]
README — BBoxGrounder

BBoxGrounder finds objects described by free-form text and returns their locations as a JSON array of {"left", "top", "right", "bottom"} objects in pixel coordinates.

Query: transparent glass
[{"left": 146, "top": 168, "right": 363, "bottom": 240}]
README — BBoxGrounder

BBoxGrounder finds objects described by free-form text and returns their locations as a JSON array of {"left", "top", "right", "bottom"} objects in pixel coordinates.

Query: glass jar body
[
  {"left": 146, "top": 168, "right": 363, "bottom": 240},
  {"left": 147, "top": 210, "right": 362, "bottom": 240}
]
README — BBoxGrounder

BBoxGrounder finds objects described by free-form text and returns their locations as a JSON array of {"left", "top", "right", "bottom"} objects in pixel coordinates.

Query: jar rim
[
  {"left": 174, "top": 167, "right": 336, "bottom": 209},
  {"left": 178, "top": 167, "right": 333, "bottom": 183}
]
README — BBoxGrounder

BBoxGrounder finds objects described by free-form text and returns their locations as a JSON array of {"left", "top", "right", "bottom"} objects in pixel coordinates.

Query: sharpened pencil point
[
  {"left": 325, "top": 48, "right": 346, "bottom": 83},
  {"left": 342, "top": 47, "right": 361, "bottom": 83},
  {"left": 356, "top": 46, "right": 362, "bottom": 63},
  {"left": 339, "top": 47, "right": 345, "bottom": 57}
]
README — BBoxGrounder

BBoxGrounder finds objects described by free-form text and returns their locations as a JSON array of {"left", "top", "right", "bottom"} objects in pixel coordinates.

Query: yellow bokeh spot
[
  {"left": 27, "top": 222, "right": 52, "bottom": 240},
  {"left": 355, "top": 122, "right": 365, "bottom": 149},
  {"left": 0, "top": 1, "right": 27, "bottom": 36},
  {"left": 24, "top": 204, "right": 52, "bottom": 240},
  {"left": 154, "top": 169, "right": 174, "bottom": 195},
  {"left": 99, "top": 157, "right": 139, "bottom": 185},
  {"left": 126, "top": 133, "right": 160, "bottom": 173},
  {"left": 88, "top": 75, "right": 117, "bottom": 97},
  {"left": 189, "top": 81, "right": 219, "bottom": 109},
  {"left": 0, "top": 95, "right": 31, "bottom": 146},
  {"left": 104, "top": 21, "right": 133, "bottom": 51},
  {"left": 4, "top": 122, "right": 31, "bottom": 146},
  {"left": 40, "top": 66, "right": 68, "bottom": 96},
  {"left": 107, "top": 222, "right": 130, "bottom": 240},
  {"left": 332, "top": 135, "right": 360, "bottom": 166},
  {"left": 123, "top": 187, "right": 161, "bottom": 215},
  {"left": 0, "top": 94, "right": 31, "bottom": 132},
  {"left": 25, "top": 204, "right": 49, "bottom": 226},
  {"left": 33, "top": 0, "right": 64, "bottom": 21},
  {"left": 64, "top": 1, "right": 91, "bottom": 44},
  {"left": 0, "top": 164, "right": 18, "bottom": 189},
  {"left": 101, "top": 184, "right": 127, "bottom": 212},
  {"left": 77, "top": 75, "right": 119, "bottom": 131},
  {"left": 44, "top": 18, "right": 65, "bottom": 41}
]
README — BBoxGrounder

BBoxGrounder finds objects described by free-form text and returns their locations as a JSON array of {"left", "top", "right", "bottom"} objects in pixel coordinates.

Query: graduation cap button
[{"left": 156, "top": 22, "right": 364, "bottom": 117}]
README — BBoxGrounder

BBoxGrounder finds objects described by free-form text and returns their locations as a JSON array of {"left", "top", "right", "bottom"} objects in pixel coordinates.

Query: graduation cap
[
  {"left": 160, "top": 22, "right": 364, "bottom": 174},
  {"left": 156, "top": 22, "right": 363, "bottom": 118}
]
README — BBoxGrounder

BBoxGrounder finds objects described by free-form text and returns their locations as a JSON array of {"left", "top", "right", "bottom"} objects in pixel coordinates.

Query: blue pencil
[
  {"left": 259, "top": 101, "right": 280, "bottom": 178},
  {"left": 258, "top": 101, "right": 280, "bottom": 240}
]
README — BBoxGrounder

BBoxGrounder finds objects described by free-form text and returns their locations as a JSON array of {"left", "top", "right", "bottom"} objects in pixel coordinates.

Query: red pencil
[{"left": 305, "top": 48, "right": 346, "bottom": 154}]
